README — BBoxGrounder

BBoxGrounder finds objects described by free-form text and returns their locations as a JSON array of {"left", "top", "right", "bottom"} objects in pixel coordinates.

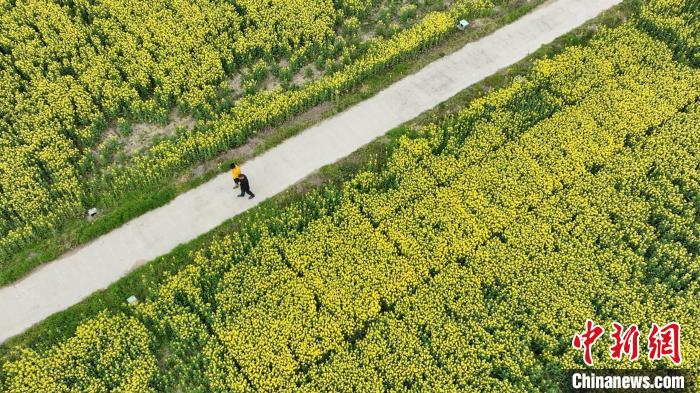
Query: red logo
[
  {"left": 648, "top": 322, "right": 682, "bottom": 364},
  {"left": 610, "top": 322, "right": 640, "bottom": 361},
  {"left": 572, "top": 321, "right": 681, "bottom": 366},
  {"left": 572, "top": 319, "right": 605, "bottom": 366}
]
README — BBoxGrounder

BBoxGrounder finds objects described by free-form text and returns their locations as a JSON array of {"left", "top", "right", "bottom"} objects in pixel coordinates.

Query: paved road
[{"left": 0, "top": 0, "right": 620, "bottom": 344}]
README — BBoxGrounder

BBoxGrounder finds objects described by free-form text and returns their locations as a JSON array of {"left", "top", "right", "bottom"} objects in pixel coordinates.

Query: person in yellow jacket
[{"left": 230, "top": 162, "right": 241, "bottom": 189}]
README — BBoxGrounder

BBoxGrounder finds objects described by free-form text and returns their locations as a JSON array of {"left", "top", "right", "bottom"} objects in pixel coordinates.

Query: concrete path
[{"left": 0, "top": 0, "right": 620, "bottom": 344}]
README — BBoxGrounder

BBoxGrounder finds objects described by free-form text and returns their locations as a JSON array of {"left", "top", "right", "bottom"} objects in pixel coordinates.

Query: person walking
[
  {"left": 236, "top": 173, "right": 255, "bottom": 199},
  {"left": 230, "top": 162, "right": 241, "bottom": 189}
]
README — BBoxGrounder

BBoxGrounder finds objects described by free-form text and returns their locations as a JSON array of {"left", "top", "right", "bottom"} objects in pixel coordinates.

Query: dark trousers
[{"left": 239, "top": 188, "right": 255, "bottom": 197}]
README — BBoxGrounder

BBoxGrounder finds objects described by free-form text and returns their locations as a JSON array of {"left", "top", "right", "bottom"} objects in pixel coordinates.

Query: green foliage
[
  {"left": 0, "top": 0, "right": 493, "bottom": 262},
  {"left": 2, "top": 313, "right": 157, "bottom": 392},
  {"left": 4, "top": 18, "right": 700, "bottom": 390},
  {"left": 638, "top": 0, "right": 700, "bottom": 66},
  {"left": 399, "top": 4, "right": 418, "bottom": 22}
]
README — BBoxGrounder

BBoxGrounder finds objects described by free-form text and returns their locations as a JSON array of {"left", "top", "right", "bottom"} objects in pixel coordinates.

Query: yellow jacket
[{"left": 231, "top": 165, "right": 241, "bottom": 179}]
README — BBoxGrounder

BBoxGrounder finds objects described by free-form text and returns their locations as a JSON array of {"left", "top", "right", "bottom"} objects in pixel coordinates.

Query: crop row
[
  {"left": 301, "top": 104, "right": 700, "bottom": 391},
  {"left": 0, "top": 0, "right": 493, "bottom": 259},
  {"left": 3, "top": 19, "right": 699, "bottom": 391},
  {"left": 638, "top": 0, "right": 699, "bottom": 66}
]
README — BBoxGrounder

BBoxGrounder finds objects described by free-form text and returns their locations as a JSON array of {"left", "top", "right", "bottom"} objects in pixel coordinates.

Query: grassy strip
[
  {"left": 0, "top": 0, "right": 638, "bottom": 365},
  {"left": 0, "top": 0, "right": 549, "bottom": 286}
]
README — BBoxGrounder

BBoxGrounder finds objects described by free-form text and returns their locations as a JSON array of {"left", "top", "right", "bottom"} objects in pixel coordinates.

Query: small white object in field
[
  {"left": 127, "top": 295, "right": 138, "bottom": 305},
  {"left": 87, "top": 207, "right": 98, "bottom": 218},
  {"left": 457, "top": 19, "right": 470, "bottom": 31}
]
